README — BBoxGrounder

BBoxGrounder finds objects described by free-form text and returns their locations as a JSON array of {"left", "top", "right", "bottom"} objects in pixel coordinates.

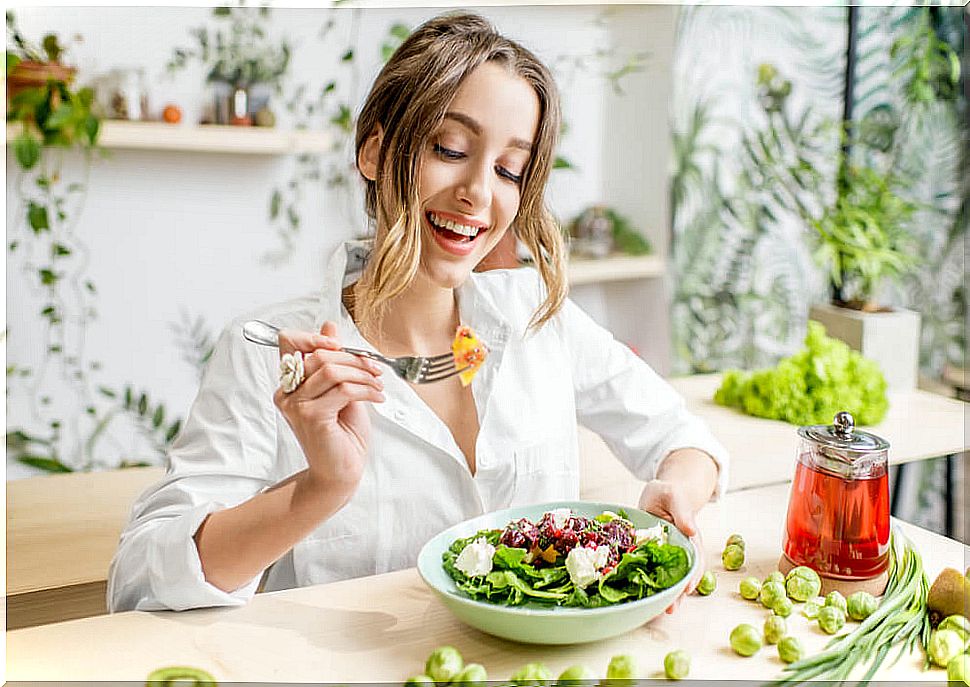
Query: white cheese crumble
[
  {"left": 454, "top": 537, "right": 496, "bottom": 577},
  {"left": 564, "top": 545, "right": 612, "bottom": 589},
  {"left": 549, "top": 507, "right": 572, "bottom": 529},
  {"left": 635, "top": 523, "right": 667, "bottom": 546}
]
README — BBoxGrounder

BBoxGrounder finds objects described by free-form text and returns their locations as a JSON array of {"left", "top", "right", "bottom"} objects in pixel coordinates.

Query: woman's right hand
[{"left": 273, "top": 321, "right": 385, "bottom": 502}]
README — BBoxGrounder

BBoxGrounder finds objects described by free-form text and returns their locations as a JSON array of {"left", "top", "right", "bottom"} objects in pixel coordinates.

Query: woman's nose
[{"left": 455, "top": 160, "right": 490, "bottom": 210}]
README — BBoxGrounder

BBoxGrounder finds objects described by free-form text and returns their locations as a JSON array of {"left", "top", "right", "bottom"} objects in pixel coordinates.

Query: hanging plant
[{"left": 6, "top": 12, "right": 184, "bottom": 474}]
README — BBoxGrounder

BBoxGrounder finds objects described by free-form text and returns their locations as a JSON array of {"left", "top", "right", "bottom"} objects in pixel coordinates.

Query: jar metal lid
[{"left": 797, "top": 411, "right": 889, "bottom": 453}]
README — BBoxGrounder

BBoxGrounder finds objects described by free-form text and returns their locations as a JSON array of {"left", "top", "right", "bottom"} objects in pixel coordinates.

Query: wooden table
[
  {"left": 5, "top": 466, "right": 164, "bottom": 629},
  {"left": 7, "top": 482, "right": 965, "bottom": 683},
  {"left": 579, "top": 374, "right": 969, "bottom": 505},
  {"left": 7, "top": 374, "right": 966, "bottom": 630}
]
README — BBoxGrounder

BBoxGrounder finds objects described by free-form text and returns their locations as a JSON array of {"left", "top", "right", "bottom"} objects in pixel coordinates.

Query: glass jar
[{"left": 782, "top": 411, "right": 891, "bottom": 580}]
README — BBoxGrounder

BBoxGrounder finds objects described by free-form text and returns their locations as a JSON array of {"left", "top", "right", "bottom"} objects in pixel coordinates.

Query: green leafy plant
[
  {"left": 6, "top": 12, "right": 100, "bottom": 165},
  {"left": 5, "top": 12, "right": 108, "bottom": 474},
  {"left": 890, "top": 10, "right": 961, "bottom": 105},
  {"left": 714, "top": 320, "right": 888, "bottom": 425},
  {"left": 811, "top": 165, "right": 920, "bottom": 310},
  {"left": 167, "top": 5, "right": 291, "bottom": 91},
  {"left": 566, "top": 206, "right": 652, "bottom": 258},
  {"left": 607, "top": 208, "right": 652, "bottom": 256},
  {"left": 6, "top": 12, "right": 191, "bottom": 475},
  {"left": 751, "top": 62, "right": 927, "bottom": 310}
]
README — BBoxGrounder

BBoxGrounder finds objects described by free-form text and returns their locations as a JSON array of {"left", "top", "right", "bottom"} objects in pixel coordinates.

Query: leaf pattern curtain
[{"left": 670, "top": 6, "right": 967, "bottom": 380}]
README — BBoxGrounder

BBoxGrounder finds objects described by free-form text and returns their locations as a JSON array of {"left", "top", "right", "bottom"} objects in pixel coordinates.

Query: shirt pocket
[{"left": 511, "top": 439, "right": 579, "bottom": 507}]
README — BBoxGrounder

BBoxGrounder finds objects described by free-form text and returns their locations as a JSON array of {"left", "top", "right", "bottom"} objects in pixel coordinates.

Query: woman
[{"left": 108, "top": 12, "right": 728, "bottom": 613}]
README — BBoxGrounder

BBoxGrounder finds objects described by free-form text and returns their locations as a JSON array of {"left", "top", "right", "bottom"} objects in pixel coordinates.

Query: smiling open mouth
[{"left": 427, "top": 211, "right": 488, "bottom": 243}]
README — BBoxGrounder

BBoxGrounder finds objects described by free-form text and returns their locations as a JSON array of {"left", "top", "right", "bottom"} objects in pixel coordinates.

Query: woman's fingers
[
  {"left": 298, "top": 357, "right": 385, "bottom": 398},
  {"left": 302, "top": 347, "right": 383, "bottom": 380},
  {"left": 277, "top": 328, "right": 339, "bottom": 357}
]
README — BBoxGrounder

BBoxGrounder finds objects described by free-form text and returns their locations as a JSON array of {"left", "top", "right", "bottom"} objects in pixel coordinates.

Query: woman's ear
[{"left": 357, "top": 124, "right": 384, "bottom": 181}]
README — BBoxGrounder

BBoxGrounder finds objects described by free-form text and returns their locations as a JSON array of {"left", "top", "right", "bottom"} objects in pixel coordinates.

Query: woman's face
[{"left": 417, "top": 61, "right": 540, "bottom": 289}]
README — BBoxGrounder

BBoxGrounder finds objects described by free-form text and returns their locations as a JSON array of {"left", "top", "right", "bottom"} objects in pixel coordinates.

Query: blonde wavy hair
[{"left": 353, "top": 11, "right": 566, "bottom": 335}]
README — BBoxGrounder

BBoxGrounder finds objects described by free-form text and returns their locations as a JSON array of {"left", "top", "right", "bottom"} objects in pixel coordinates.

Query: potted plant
[
  {"left": 5, "top": 12, "right": 78, "bottom": 101},
  {"left": 749, "top": 61, "right": 947, "bottom": 390},
  {"left": 168, "top": 5, "right": 291, "bottom": 126},
  {"left": 804, "top": 167, "right": 922, "bottom": 390}
]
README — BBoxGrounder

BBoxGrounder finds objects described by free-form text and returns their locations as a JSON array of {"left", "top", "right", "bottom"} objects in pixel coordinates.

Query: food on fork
[{"left": 451, "top": 325, "right": 488, "bottom": 386}]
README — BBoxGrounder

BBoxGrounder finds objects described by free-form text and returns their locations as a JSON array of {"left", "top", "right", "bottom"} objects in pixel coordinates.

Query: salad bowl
[{"left": 416, "top": 500, "right": 697, "bottom": 644}]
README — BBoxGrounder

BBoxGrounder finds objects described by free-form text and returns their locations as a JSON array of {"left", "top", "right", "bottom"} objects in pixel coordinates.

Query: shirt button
[{"left": 393, "top": 409, "right": 407, "bottom": 423}]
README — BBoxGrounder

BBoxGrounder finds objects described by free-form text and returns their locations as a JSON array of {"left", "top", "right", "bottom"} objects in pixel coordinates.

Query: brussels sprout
[
  {"left": 846, "top": 591, "right": 878, "bottom": 621},
  {"left": 426, "top": 646, "right": 464, "bottom": 683},
  {"left": 929, "top": 629, "right": 966, "bottom": 668},
  {"left": 722, "top": 544, "right": 745, "bottom": 571},
  {"left": 764, "top": 615, "right": 787, "bottom": 645},
  {"left": 764, "top": 571, "right": 785, "bottom": 587},
  {"left": 785, "top": 566, "right": 821, "bottom": 602},
  {"left": 777, "top": 636, "right": 805, "bottom": 664},
  {"left": 730, "top": 623, "right": 762, "bottom": 656},
  {"left": 938, "top": 615, "right": 970, "bottom": 644},
  {"left": 606, "top": 654, "right": 638, "bottom": 680},
  {"left": 510, "top": 663, "right": 552, "bottom": 686},
  {"left": 947, "top": 653, "right": 968, "bottom": 685},
  {"left": 772, "top": 597, "right": 794, "bottom": 618},
  {"left": 801, "top": 601, "right": 822, "bottom": 619},
  {"left": 697, "top": 570, "right": 717, "bottom": 596},
  {"left": 145, "top": 667, "right": 217, "bottom": 686},
  {"left": 404, "top": 676, "right": 435, "bottom": 687},
  {"left": 759, "top": 581, "right": 787, "bottom": 609},
  {"left": 824, "top": 591, "right": 847, "bottom": 614},
  {"left": 725, "top": 533, "right": 745, "bottom": 550},
  {"left": 663, "top": 650, "right": 690, "bottom": 680},
  {"left": 740, "top": 577, "right": 762, "bottom": 600},
  {"left": 818, "top": 605, "right": 847, "bottom": 635},
  {"left": 556, "top": 664, "right": 595, "bottom": 686},
  {"left": 453, "top": 664, "right": 488, "bottom": 687}
]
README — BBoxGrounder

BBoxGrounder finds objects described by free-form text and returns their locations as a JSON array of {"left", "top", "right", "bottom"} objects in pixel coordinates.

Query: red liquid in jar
[{"left": 783, "top": 456, "right": 890, "bottom": 579}]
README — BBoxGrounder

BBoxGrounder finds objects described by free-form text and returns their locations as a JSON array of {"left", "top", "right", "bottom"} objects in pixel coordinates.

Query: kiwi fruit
[{"left": 927, "top": 567, "right": 970, "bottom": 626}]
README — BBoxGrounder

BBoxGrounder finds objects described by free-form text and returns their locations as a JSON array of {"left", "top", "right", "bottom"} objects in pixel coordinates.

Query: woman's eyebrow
[{"left": 444, "top": 111, "right": 533, "bottom": 152}]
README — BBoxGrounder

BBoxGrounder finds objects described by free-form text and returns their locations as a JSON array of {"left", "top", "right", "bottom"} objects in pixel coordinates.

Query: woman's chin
[{"left": 419, "top": 259, "right": 476, "bottom": 290}]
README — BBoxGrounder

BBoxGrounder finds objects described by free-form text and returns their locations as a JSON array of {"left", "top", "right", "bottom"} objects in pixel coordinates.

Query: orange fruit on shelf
[{"left": 162, "top": 104, "right": 182, "bottom": 124}]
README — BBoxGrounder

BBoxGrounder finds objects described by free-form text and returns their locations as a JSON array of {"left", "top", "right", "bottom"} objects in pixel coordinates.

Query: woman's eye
[
  {"left": 496, "top": 166, "right": 523, "bottom": 184},
  {"left": 434, "top": 143, "right": 465, "bottom": 160}
]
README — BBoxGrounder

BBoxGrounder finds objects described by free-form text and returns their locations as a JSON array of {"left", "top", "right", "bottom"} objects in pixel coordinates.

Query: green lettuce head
[{"left": 714, "top": 321, "right": 888, "bottom": 426}]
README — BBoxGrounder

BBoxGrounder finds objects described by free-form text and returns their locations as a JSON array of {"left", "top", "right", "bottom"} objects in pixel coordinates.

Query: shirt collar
[{"left": 313, "top": 239, "right": 514, "bottom": 468}]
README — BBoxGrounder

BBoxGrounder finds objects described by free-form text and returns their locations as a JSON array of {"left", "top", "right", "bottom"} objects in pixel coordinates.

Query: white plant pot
[{"left": 808, "top": 303, "right": 921, "bottom": 390}]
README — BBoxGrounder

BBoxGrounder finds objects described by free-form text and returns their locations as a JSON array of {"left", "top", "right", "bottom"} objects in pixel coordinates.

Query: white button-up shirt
[{"left": 107, "top": 241, "right": 729, "bottom": 612}]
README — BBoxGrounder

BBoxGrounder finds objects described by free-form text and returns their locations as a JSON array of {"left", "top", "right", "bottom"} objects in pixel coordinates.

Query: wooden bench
[{"left": 6, "top": 466, "right": 164, "bottom": 629}]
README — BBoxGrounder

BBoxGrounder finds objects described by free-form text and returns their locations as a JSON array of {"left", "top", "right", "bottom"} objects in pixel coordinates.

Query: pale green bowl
[{"left": 416, "top": 500, "right": 697, "bottom": 645}]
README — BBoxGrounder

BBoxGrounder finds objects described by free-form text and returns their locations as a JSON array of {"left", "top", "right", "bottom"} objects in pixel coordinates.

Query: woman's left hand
[{"left": 637, "top": 479, "right": 705, "bottom": 615}]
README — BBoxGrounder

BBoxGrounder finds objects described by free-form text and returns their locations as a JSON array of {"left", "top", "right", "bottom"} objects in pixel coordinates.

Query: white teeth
[{"left": 429, "top": 212, "right": 483, "bottom": 238}]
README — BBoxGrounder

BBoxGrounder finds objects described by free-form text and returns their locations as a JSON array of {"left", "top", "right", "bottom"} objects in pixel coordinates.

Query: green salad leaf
[
  {"left": 714, "top": 321, "right": 888, "bottom": 425},
  {"left": 442, "top": 528, "right": 690, "bottom": 608}
]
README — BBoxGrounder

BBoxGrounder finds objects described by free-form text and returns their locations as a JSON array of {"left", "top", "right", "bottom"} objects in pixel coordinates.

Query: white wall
[{"left": 5, "top": 4, "right": 676, "bottom": 478}]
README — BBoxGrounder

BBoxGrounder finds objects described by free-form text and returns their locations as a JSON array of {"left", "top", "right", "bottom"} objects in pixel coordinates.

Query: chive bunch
[{"left": 776, "top": 531, "right": 930, "bottom": 684}]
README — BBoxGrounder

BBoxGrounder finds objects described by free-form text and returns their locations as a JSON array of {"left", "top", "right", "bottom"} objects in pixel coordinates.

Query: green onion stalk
[{"left": 774, "top": 530, "right": 930, "bottom": 686}]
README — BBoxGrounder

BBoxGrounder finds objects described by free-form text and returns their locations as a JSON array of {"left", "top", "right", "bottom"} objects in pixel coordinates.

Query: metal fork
[{"left": 241, "top": 320, "right": 461, "bottom": 384}]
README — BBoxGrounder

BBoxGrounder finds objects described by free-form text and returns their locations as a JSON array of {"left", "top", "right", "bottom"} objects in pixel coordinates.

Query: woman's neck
[{"left": 351, "top": 274, "right": 459, "bottom": 356}]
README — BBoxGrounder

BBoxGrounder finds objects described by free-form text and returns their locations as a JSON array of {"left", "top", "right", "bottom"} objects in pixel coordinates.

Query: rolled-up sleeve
[
  {"left": 562, "top": 299, "right": 730, "bottom": 501},
  {"left": 107, "top": 319, "right": 279, "bottom": 612}
]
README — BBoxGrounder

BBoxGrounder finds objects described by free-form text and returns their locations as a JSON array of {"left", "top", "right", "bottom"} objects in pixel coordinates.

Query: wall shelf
[
  {"left": 567, "top": 253, "right": 666, "bottom": 286},
  {"left": 6, "top": 120, "right": 333, "bottom": 155}
]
